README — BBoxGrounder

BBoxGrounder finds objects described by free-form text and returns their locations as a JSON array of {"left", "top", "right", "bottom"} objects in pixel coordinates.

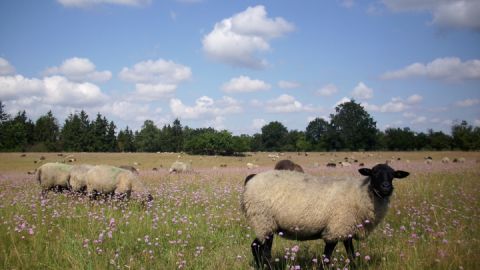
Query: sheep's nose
[{"left": 381, "top": 182, "right": 392, "bottom": 189}]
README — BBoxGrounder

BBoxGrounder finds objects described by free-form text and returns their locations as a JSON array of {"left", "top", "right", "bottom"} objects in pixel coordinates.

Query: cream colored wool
[
  {"left": 86, "top": 165, "right": 134, "bottom": 196},
  {"left": 241, "top": 170, "right": 389, "bottom": 243},
  {"left": 69, "top": 164, "right": 94, "bottom": 192},
  {"left": 169, "top": 161, "right": 191, "bottom": 173},
  {"left": 35, "top": 163, "right": 73, "bottom": 192}
]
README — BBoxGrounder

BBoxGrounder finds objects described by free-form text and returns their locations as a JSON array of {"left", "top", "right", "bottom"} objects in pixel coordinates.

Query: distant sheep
[
  {"left": 169, "top": 161, "right": 192, "bottom": 173},
  {"left": 241, "top": 164, "right": 409, "bottom": 268},
  {"left": 424, "top": 159, "right": 433, "bottom": 165},
  {"left": 326, "top": 162, "right": 336, "bottom": 168},
  {"left": 247, "top": 162, "right": 259, "bottom": 169},
  {"left": 274, "top": 160, "right": 304, "bottom": 173},
  {"left": 35, "top": 163, "right": 73, "bottom": 195},
  {"left": 85, "top": 165, "right": 135, "bottom": 200},
  {"left": 68, "top": 164, "right": 94, "bottom": 194},
  {"left": 340, "top": 161, "right": 352, "bottom": 167},
  {"left": 441, "top": 157, "right": 450, "bottom": 164}
]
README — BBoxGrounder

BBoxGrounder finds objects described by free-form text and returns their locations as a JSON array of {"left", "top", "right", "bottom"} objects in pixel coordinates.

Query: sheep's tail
[
  {"left": 244, "top": 174, "right": 256, "bottom": 185},
  {"left": 35, "top": 167, "right": 42, "bottom": 184}
]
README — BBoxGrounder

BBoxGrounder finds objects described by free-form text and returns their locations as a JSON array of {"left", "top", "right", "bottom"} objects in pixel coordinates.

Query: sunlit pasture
[{"left": 0, "top": 152, "right": 478, "bottom": 269}]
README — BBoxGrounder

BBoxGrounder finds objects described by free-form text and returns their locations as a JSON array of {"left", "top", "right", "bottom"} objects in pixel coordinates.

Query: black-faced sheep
[
  {"left": 35, "top": 163, "right": 73, "bottom": 196},
  {"left": 241, "top": 164, "right": 409, "bottom": 268},
  {"left": 274, "top": 159, "right": 304, "bottom": 173}
]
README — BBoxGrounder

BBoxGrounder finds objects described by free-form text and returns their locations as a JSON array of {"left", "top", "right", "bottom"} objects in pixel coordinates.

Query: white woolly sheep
[
  {"left": 35, "top": 163, "right": 73, "bottom": 195},
  {"left": 169, "top": 161, "right": 192, "bottom": 173},
  {"left": 85, "top": 165, "right": 136, "bottom": 200},
  {"left": 441, "top": 157, "right": 450, "bottom": 164},
  {"left": 69, "top": 164, "right": 94, "bottom": 194},
  {"left": 241, "top": 164, "right": 409, "bottom": 268}
]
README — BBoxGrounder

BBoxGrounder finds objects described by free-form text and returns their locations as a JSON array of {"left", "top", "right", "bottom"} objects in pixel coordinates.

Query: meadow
[{"left": 0, "top": 151, "right": 479, "bottom": 270}]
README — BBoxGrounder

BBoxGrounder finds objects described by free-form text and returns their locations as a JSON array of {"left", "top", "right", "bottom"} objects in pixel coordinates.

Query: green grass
[{"left": 0, "top": 152, "right": 479, "bottom": 269}]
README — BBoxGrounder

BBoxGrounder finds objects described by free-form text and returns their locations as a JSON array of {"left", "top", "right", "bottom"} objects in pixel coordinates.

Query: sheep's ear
[
  {"left": 394, "top": 170, "right": 409, "bottom": 179},
  {"left": 358, "top": 168, "right": 372, "bottom": 176}
]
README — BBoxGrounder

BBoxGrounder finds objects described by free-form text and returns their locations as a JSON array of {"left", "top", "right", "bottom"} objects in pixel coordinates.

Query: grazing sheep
[
  {"left": 169, "top": 161, "right": 192, "bottom": 173},
  {"left": 458, "top": 157, "right": 466, "bottom": 163},
  {"left": 247, "top": 162, "right": 258, "bottom": 169},
  {"left": 424, "top": 159, "right": 433, "bottom": 165},
  {"left": 326, "top": 162, "right": 336, "bottom": 168},
  {"left": 119, "top": 165, "right": 139, "bottom": 174},
  {"left": 35, "top": 163, "right": 73, "bottom": 195},
  {"left": 274, "top": 160, "right": 304, "bottom": 173},
  {"left": 441, "top": 157, "right": 450, "bottom": 164},
  {"left": 85, "top": 165, "right": 135, "bottom": 200},
  {"left": 241, "top": 164, "right": 409, "bottom": 268},
  {"left": 340, "top": 161, "right": 351, "bottom": 167},
  {"left": 69, "top": 164, "right": 94, "bottom": 194}
]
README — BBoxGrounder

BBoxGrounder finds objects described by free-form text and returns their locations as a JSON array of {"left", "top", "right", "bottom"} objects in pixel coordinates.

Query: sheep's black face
[{"left": 359, "top": 164, "right": 410, "bottom": 198}]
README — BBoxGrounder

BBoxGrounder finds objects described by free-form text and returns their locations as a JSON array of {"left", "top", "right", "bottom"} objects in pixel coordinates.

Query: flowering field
[{"left": 0, "top": 152, "right": 479, "bottom": 269}]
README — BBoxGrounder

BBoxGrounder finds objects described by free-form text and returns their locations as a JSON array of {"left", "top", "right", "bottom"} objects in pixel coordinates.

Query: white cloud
[
  {"left": 222, "top": 76, "right": 271, "bottom": 93},
  {"left": 266, "top": 94, "right": 304, "bottom": 113},
  {"left": 0, "top": 74, "right": 108, "bottom": 106},
  {"left": 351, "top": 82, "right": 373, "bottom": 100},
  {"left": 474, "top": 119, "right": 480, "bottom": 126},
  {"left": 202, "top": 5, "right": 294, "bottom": 69},
  {"left": 362, "top": 98, "right": 409, "bottom": 113},
  {"left": 0, "top": 58, "right": 15, "bottom": 75},
  {"left": 411, "top": 116, "right": 427, "bottom": 124},
  {"left": 403, "top": 112, "right": 416, "bottom": 118},
  {"left": 317, "top": 83, "right": 338, "bottom": 96},
  {"left": 382, "top": 0, "right": 480, "bottom": 31},
  {"left": 252, "top": 118, "right": 266, "bottom": 130},
  {"left": 407, "top": 94, "right": 423, "bottom": 104},
  {"left": 381, "top": 57, "right": 480, "bottom": 81},
  {"left": 278, "top": 80, "right": 300, "bottom": 89},
  {"left": 42, "top": 76, "right": 108, "bottom": 106},
  {"left": 169, "top": 96, "right": 242, "bottom": 120},
  {"left": 334, "top": 97, "right": 352, "bottom": 108},
  {"left": 45, "top": 57, "right": 112, "bottom": 82},
  {"left": 133, "top": 83, "right": 177, "bottom": 100},
  {"left": 206, "top": 116, "right": 226, "bottom": 130},
  {"left": 340, "top": 0, "right": 355, "bottom": 8},
  {"left": 0, "top": 75, "right": 44, "bottom": 101},
  {"left": 57, "top": 0, "right": 151, "bottom": 8},
  {"left": 455, "top": 98, "right": 480, "bottom": 107},
  {"left": 119, "top": 58, "right": 191, "bottom": 84}
]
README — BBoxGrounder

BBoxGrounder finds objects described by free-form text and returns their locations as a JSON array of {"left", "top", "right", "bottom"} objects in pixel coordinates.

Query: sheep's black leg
[
  {"left": 343, "top": 238, "right": 356, "bottom": 268},
  {"left": 251, "top": 235, "right": 274, "bottom": 269},
  {"left": 323, "top": 241, "right": 337, "bottom": 264}
]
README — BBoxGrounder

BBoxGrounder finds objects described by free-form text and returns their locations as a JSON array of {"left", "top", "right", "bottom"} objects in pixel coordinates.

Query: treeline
[{"left": 0, "top": 100, "right": 479, "bottom": 154}]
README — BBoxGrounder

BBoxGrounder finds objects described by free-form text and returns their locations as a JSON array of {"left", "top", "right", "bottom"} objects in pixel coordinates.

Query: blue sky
[{"left": 0, "top": 0, "right": 479, "bottom": 135}]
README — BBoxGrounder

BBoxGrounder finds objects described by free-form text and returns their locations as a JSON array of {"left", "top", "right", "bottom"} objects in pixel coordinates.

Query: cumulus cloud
[
  {"left": 317, "top": 83, "right": 338, "bottom": 96},
  {"left": 169, "top": 96, "right": 242, "bottom": 120},
  {"left": 362, "top": 97, "right": 409, "bottom": 113},
  {"left": 334, "top": 97, "right": 352, "bottom": 108},
  {"left": 407, "top": 94, "right": 423, "bottom": 104},
  {"left": 119, "top": 58, "right": 191, "bottom": 99},
  {"left": 381, "top": 57, "right": 480, "bottom": 81},
  {"left": 202, "top": 5, "right": 294, "bottom": 69},
  {"left": 455, "top": 98, "right": 480, "bottom": 107},
  {"left": 45, "top": 57, "right": 112, "bottom": 82},
  {"left": 119, "top": 58, "right": 191, "bottom": 84},
  {"left": 0, "top": 58, "right": 15, "bottom": 75},
  {"left": 252, "top": 118, "right": 266, "bottom": 130},
  {"left": 221, "top": 75, "right": 271, "bottom": 93},
  {"left": 0, "top": 75, "right": 108, "bottom": 106},
  {"left": 57, "top": 0, "right": 151, "bottom": 8},
  {"left": 278, "top": 80, "right": 300, "bottom": 89},
  {"left": 411, "top": 116, "right": 427, "bottom": 124},
  {"left": 382, "top": 0, "right": 480, "bottom": 31},
  {"left": 351, "top": 82, "right": 373, "bottom": 100},
  {"left": 266, "top": 94, "right": 304, "bottom": 113}
]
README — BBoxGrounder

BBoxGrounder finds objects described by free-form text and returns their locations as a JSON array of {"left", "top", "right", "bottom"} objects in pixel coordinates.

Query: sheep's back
[
  {"left": 37, "top": 163, "right": 72, "bottom": 189},
  {"left": 86, "top": 165, "right": 126, "bottom": 193}
]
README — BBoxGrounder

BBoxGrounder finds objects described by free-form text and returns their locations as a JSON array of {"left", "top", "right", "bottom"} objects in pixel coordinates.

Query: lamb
[
  {"left": 169, "top": 161, "right": 192, "bottom": 173},
  {"left": 241, "top": 164, "right": 409, "bottom": 268},
  {"left": 85, "top": 165, "right": 136, "bottom": 200},
  {"left": 274, "top": 159, "right": 304, "bottom": 173},
  {"left": 35, "top": 163, "right": 73, "bottom": 195},
  {"left": 69, "top": 164, "right": 94, "bottom": 194}
]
